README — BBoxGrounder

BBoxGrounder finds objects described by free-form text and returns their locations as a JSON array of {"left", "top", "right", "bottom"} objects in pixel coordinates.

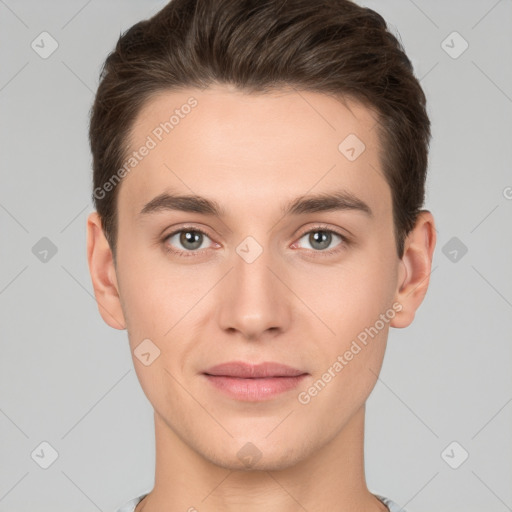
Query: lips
[
  {"left": 203, "top": 361, "right": 307, "bottom": 378},
  {"left": 202, "top": 361, "right": 308, "bottom": 401}
]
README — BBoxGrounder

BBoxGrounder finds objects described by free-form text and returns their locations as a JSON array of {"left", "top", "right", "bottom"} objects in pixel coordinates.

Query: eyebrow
[{"left": 139, "top": 190, "right": 373, "bottom": 218}]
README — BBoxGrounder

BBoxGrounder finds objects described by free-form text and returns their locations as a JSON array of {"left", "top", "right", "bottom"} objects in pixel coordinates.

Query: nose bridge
[
  {"left": 235, "top": 239, "right": 274, "bottom": 296},
  {"left": 217, "top": 235, "right": 289, "bottom": 338}
]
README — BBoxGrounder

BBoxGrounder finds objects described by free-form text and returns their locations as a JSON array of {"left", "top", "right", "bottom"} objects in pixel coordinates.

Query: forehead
[{"left": 118, "top": 85, "right": 389, "bottom": 220}]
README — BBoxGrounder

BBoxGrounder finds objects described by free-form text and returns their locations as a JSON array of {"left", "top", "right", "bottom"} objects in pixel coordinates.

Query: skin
[{"left": 87, "top": 85, "right": 436, "bottom": 512}]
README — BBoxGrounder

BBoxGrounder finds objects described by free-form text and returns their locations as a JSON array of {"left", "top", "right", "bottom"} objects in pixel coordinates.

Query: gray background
[{"left": 1, "top": 0, "right": 511, "bottom": 511}]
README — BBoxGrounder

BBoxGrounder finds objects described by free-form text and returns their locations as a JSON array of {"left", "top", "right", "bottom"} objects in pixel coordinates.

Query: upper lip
[{"left": 204, "top": 361, "right": 307, "bottom": 378}]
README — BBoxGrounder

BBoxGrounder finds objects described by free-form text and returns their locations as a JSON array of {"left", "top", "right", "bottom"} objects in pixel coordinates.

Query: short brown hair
[{"left": 89, "top": 0, "right": 431, "bottom": 261}]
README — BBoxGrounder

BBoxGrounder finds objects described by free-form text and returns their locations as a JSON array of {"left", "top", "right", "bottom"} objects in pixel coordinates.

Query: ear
[
  {"left": 391, "top": 210, "right": 436, "bottom": 328},
  {"left": 86, "top": 212, "right": 126, "bottom": 330}
]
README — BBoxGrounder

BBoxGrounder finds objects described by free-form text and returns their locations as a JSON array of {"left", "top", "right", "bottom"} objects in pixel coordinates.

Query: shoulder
[
  {"left": 374, "top": 493, "right": 407, "bottom": 512},
  {"left": 113, "top": 491, "right": 150, "bottom": 512}
]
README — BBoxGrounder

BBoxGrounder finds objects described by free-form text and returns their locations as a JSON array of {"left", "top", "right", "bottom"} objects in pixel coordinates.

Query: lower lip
[{"left": 203, "top": 374, "right": 307, "bottom": 401}]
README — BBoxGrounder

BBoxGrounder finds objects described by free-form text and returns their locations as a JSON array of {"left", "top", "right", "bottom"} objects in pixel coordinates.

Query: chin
[{"left": 199, "top": 435, "right": 311, "bottom": 473}]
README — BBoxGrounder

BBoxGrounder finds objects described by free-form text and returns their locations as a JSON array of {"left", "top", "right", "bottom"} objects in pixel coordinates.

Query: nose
[{"left": 216, "top": 241, "right": 292, "bottom": 341}]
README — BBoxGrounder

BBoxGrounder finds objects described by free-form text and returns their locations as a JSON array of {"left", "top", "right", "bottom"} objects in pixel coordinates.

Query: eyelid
[
  {"left": 162, "top": 223, "right": 350, "bottom": 257},
  {"left": 291, "top": 223, "right": 350, "bottom": 256},
  {"left": 162, "top": 225, "right": 217, "bottom": 257},
  {"left": 295, "top": 223, "right": 350, "bottom": 243}
]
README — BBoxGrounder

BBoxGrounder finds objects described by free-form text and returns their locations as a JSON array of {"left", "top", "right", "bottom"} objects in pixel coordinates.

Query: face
[{"left": 94, "top": 85, "right": 411, "bottom": 470}]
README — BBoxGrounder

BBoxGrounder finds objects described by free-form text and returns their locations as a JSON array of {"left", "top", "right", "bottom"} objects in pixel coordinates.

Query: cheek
[
  {"left": 294, "top": 247, "right": 396, "bottom": 334},
  {"left": 116, "top": 253, "right": 213, "bottom": 379},
  {"left": 116, "top": 248, "right": 200, "bottom": 335},
  {"left": 290, "top": 244, "right": 397, "bottom": 402},
  {"left": 298, "top": 295, "right": 392, "bottom": 427}
]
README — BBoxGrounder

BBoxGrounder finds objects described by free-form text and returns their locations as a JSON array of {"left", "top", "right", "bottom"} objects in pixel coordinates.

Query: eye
[
  {"left": 163, "top": 227, "right": 214, "bottom": 256},
  {"left": 294, "top": 227, "right": 348, "bottom": 255},
  {"left": 162, "top": 225, "right": 349, "bottom": 258}
]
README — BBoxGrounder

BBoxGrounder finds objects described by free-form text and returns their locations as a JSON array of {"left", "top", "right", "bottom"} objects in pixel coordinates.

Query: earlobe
[
  {"left": 86, "top": 212, "right": 126, "bottom": 330},
  {"left": 391, "top": 210, "right": 436, "bottom": 329}
]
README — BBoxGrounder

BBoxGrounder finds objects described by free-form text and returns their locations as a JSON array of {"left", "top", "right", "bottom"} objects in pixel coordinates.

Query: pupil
[
  {"left": 311, "top": 231, "right": 330, "bottom": 250},
  {"left": 181, "top": 231, "right": 202, "bottom": 250}
]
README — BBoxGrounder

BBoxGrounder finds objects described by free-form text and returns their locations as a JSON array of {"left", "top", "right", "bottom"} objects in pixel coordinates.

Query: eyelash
[{"left": 162, "top": 224, "right": 350, "bottom": 258}]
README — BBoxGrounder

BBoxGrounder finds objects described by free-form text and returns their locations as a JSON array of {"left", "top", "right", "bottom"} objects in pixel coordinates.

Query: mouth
[{"left": 202, "top": 361, "right": 308, "bottom": 401}]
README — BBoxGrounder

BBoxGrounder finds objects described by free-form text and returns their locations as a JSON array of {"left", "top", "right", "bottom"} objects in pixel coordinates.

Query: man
[{"left": 86, "top": 1, "right": 436, "bottom": 510}]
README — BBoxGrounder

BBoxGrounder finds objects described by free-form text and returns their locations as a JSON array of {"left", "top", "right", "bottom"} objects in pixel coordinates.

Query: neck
[{"left": 136, "top": 405, "right": 388, "bottom": 512}]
